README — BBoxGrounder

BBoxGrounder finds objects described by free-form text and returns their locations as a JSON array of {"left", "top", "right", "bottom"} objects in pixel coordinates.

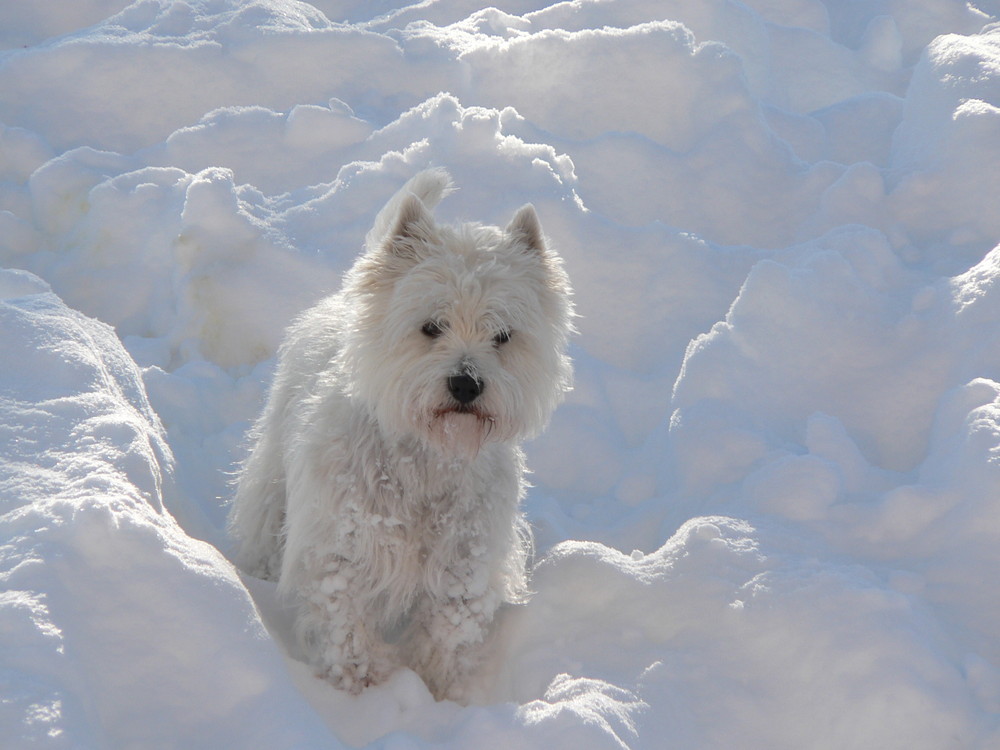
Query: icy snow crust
[{"left": 3, "top": 0, "right": 1000, "bottom": 747}]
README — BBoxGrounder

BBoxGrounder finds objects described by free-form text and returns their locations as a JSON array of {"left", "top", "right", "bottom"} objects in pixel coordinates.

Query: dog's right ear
[
  {"left": 357, "top": 191, "right": 437, "bottom": 290},
  {"left": 384, "top": 193, "right": 434, "bottom": 259}
]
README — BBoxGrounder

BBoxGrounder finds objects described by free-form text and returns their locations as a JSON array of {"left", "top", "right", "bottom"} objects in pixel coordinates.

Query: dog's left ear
[{"left": 506, "top": 204, "right": 545, "bottom": 254}]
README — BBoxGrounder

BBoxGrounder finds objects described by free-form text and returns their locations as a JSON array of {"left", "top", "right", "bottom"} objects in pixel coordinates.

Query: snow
[{"left": 3, "top": 0, "right": 1000, "bottom": 747}]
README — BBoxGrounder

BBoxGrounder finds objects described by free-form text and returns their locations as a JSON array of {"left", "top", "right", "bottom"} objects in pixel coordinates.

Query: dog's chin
[{"left": 425, "top": 408, "right": 496, "bottom": 462}]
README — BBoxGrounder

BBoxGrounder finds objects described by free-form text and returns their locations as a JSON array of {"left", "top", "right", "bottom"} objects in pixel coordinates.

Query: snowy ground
[{"left": 3, "top": 0, "right": 1000, "bottom": 747}]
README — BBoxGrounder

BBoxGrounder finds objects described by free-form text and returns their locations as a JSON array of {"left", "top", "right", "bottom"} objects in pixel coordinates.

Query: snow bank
[
  {"left": 497, "top": 518, "right": 983, "bottom": 748},
  {"left": 0, "top": 270, "right": 336, "bottom": 747},
  {"left": 3, "top": 0, "right": 1000, "bottom": 747}
]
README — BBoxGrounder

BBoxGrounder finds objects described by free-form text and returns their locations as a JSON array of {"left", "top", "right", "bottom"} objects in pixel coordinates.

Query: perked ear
[
  {"left": 506, "top": 204, "right": 545, "bottom": 254},
  {"left": 385, "top": 193, "right": 434, "bottom": 256}
]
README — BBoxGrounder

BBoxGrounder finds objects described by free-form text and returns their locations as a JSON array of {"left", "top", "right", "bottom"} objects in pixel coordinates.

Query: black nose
[{"left": 448, "top": 374, "right": 484, "bottom": 405}]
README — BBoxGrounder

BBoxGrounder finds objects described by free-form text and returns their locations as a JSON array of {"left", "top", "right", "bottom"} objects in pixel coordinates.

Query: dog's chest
[
  {"left": 373, "top": 453, "right": 475, "bottom": 532},
  {"left": 370, "top": 451, "right": 496, "bottom": 550}
]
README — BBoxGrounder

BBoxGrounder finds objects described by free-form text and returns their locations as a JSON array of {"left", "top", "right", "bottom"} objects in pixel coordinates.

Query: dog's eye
[
  {"left": 421, "top": 321, "right": 444, "bottom": 338},
  {"left": 493, "top": 329, "right": 511, "bottom": 346}
]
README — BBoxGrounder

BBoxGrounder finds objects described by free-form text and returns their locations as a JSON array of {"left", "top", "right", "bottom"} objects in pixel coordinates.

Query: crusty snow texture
[{"left": 2, "top": 1, "right": 1000, "bottom": 748}]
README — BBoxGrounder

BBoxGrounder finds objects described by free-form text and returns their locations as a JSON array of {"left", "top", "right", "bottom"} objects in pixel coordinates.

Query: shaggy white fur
[{"left": 228, "top": 168, "right": 574, "bottom": 700}]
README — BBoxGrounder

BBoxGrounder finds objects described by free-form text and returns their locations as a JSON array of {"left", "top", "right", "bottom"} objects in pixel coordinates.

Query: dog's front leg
[
  {"left": 296, "top": 558, "right": 396, "bottom": 694},
  {"left": 410, "top": 561, "right": 503, "bottom": 702}
]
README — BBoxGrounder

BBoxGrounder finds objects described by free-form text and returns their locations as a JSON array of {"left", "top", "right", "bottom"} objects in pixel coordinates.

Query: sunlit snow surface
[{"left": 3, "top": 1, "right": 1000, "bottom": 747}]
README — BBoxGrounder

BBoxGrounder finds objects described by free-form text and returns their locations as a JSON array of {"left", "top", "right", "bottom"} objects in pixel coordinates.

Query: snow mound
[
  {"left": 0, "top": 271, "right": 332, "bottom": 748},
  {"left": 498, "top": 517, "right": 982, "bottom": 748},
  {"left": 3, "top": 0, "right": 1000, "bottom": 747}
]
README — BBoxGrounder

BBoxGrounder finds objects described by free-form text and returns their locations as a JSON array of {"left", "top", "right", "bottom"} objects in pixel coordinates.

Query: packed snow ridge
[{"left": 2, "top": 1, "right": 1000, "bottom": 748}]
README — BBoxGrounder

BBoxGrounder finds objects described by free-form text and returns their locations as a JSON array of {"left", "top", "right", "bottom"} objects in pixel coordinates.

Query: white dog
[{"left": 229, "top": 169, "right": 573, "bottom": 700}]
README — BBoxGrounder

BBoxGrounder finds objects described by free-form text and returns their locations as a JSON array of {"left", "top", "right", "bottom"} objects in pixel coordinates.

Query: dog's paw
[
  {"left": 321, "top": 663, "right": 367, "bottom": 695},
  {"left": 320, "top": 658, "right": 393, "bottom": 695}
]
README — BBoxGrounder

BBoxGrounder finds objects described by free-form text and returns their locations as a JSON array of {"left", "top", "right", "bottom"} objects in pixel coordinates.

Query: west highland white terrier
[{"left": 229, "top": 168, "right": 574, "bottom": 701}]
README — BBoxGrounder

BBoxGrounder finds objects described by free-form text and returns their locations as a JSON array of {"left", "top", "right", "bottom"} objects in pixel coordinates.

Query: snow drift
[{"left": 2, "top": 0, "right": 1000, "bottom": 747}]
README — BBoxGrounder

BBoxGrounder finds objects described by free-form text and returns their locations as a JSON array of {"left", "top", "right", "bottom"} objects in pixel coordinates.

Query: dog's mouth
[
  {"left": 426, "top": 408, "right": 497, "bottom": 459},
  {"left": 434, "top": 405, "right": 495, "bottom": 421},
  {"left": 432, "top": 406, "right": 497, "bottom": 437}
]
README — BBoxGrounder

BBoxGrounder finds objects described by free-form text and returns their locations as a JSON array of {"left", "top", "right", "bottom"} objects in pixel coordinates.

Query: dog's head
[{"left": 339, "top": 172, "right": 574, "bottom": 459}]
